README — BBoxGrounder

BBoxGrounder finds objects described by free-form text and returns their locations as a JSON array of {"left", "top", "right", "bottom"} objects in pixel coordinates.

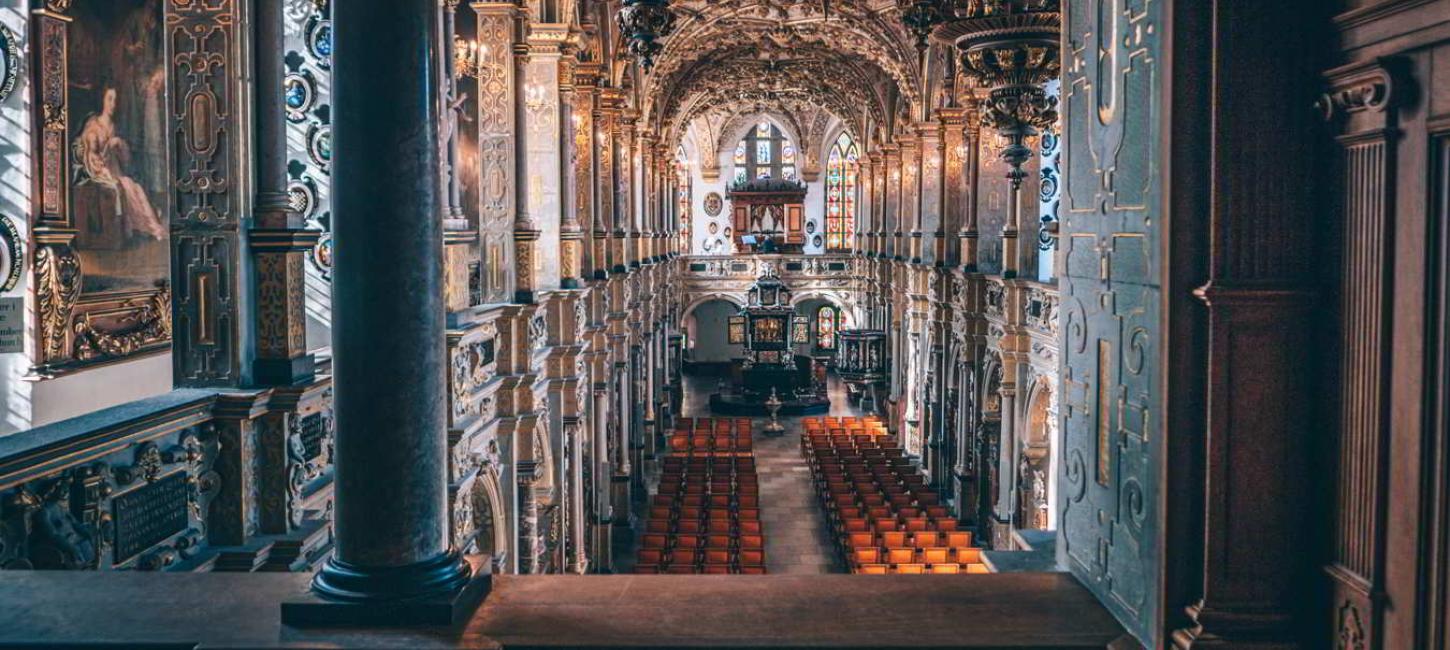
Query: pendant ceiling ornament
[
  {"left": 907, "top": 0, "right": 1061, "bottom": 188},
  {"left": 616, "top": 0, "right": 676, "bottom": 70}
]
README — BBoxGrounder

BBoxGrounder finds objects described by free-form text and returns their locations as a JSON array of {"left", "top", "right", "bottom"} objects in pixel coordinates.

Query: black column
[{"left": 283, "top": 0, "right": 482, "bottom": 626}]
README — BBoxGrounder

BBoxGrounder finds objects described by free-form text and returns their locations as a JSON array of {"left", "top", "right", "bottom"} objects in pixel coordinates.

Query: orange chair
[
  {"left": 853, "top": 547, "right": 882, "bottom": 566},
  {"left": 965, "top": 563, "right": 991, "bottom": 574},
  {"left": 893, "top": 563, "right": 926, "bottom": 574},
  {"left": 954, "top": 548, "right": 983, "bottom": 564},
  {"left": 922, "top": 548, "right": 949, "bottom": 565},
  {"left": 848, "top": 532, "right": 876, "bottom": 549},
  {"left": 646, "top": 520, "right": 670, "bottom": 534},
  {"left": 934, "top": 518, "right": 960, "bottom": 532},
  {"left": 881, "top": 531, "right": 908, "bottom": 548},
  {"left": 857, "top": 563, "right": 890, "bottom": 575},
  {"left": 638, "top": 549, "right": 665, "bottom": 565},
  {"left": 704, "top": 548, "right": 733, "bottom": 565},
  {"left": 946, "top": 531, "right": 973, "bottom": 548},
  {"left": 707, "top": 534, "right": 733, "bottom": 550},
  {"left": 676, "top": 534, "right": 704, "bottom": 549},
  {"left": 930, "top": 563, "right": 962, "bottom": 574},
  {"left": 887, "top": 547, "right": 916, "bottom": 565}
]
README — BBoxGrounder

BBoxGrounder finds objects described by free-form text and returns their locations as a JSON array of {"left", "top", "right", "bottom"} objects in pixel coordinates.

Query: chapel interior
[{"left": 0, "top": 0, "right": 1444, "bottom": 648}]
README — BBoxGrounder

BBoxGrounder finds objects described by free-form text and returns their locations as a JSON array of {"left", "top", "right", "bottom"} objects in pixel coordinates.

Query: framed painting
[
  {"left": 29, "top": 0, "right": 172, "bottom": 372},
  {"left": 727, "top": 316, "right": 746, "bottom": 345}
]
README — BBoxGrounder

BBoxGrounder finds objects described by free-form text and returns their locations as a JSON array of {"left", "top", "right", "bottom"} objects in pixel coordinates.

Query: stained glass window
[
  {"left": 816, "top": 306, "right": 842, "bottom": 350},
  {"left": 733, "top": 122, "right": 794, "bottom": 185},
  {"left": 825, "top": 132, "right": 859, "bottom": 250}
]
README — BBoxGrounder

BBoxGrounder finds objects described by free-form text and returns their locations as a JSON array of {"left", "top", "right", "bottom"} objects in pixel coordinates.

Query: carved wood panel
[
  {"left": 167, "top": 0, "right": 242, "bottom": 386},
  {"left": 1057, "top": 0, "right": 1162, "bottom": 645}
]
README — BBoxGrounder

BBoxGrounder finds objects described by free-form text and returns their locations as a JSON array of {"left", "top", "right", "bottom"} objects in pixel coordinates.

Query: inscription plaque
[
  {"left": 112, "top": 472, "right": 189, "bottom": 563},
  {"left": 298, "top": 413, "right": 327, "bottom": 461}
]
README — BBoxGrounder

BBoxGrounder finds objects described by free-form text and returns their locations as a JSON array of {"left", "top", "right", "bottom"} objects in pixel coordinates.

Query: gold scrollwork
[
  {"left": 35, "top": 243, "right": 82, "bottom": 362},
  {"left": 72, "top": 285, "right": 173, "bottom": 362}
]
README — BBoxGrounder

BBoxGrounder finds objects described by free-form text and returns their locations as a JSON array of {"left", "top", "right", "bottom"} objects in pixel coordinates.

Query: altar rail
[{"left": 0, "top": 381, "right": 334, "bottom": 573}]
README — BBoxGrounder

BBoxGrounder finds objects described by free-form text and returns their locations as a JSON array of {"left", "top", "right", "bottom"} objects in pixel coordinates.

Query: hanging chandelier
[
  {"left": 616, "top": 0, "right": 676, "bottom": 70},
  {"left": 903, "top": 0, "right": 1061, "bottom": 189}
]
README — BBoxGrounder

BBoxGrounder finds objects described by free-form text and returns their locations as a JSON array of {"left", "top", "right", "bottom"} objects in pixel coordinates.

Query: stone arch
[
  {"left": 789, "top": 291, "right": 855, "bottom": 329},
  {"left": 465, "top": 467, "right": 508, "bottom": 559},
  {"left": 680, "top": 293, "right": 746, "bottom": 323}
]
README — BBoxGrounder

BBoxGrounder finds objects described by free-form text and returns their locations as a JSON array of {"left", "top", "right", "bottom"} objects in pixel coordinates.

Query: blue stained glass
[
  {"left": 315, "top": 25, "right": 333, "bottom": 56},
  {"left": 285, "top": 83, "right": 305, "bottom": 108}
]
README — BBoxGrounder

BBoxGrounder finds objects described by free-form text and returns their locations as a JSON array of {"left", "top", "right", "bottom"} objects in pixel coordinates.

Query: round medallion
[
  {"left": 707, "top": 222, "right": 719, "bottom": 235},
  {"left": 703, "top": 192, "right": 723, "bottom": 217},
  {"left": 0, "top": 25, "right": 17, "bottom": 104},
  {"left": 812, "top": 234, "right": 824, "bottom": 248},
  {"left": 0, "top": 215, "right": 21, "bottom": 293},
  {"left": 805, "top": 220, "right": 817, "bottom": 234},
  {"left": 723, "top": 227, "right": 732, "bottom": 239},
  {"left": 284, "top": 72, "right": 316, "bottom": 123},
  {"left": 288, "top": 178, "right": 318, "bottom": 220},
  {"left": 308, "top": 125, "right": 332, "bottom": 169},
  {"left": 306, "top": 17, "right": 333, "bottom": 69},
  {"left": 310, "top": 234, "right": 334, "bottom": 279}
]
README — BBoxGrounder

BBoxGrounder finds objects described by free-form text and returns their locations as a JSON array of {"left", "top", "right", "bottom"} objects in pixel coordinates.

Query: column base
[
  {"left": 282, "top": 551, "right": 486, "bottom": 627},
  {"left": 254, "top": 354, "right": 317, "bottom": 386}
]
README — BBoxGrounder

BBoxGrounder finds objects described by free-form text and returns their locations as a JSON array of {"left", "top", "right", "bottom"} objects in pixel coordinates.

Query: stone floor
[{"left": 616, "top": 372, "right": 863, "bottom": 574}]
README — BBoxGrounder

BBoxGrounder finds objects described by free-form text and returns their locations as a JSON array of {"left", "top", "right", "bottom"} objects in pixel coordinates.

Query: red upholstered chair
[
  {"left": 739, "top": 534, "right": 765, "bottom": 550},
  {"left": 933, "top": 518, "right": 960, "bottom": 532},
  {"left": 739, "top": 520, "right": 764, "bottom": 535},
  {"left": 708, "top": 519, "right": 732, "bottom": 535},
  {"left": 646, "top": 520, "right": 670, "bottom": 534},
  {"left": 738, "top": 508, "right": 761, "bottom": 521},
  {"left": 678, "top": 519, "right": 704, "bottom": 535},
  {"left": 926, "top": 506, "right": 950, "bottom": 519},
  {"left": 709, "top": 494, "right": 731, "bottom": 508},
  {"left": 739, "top": 549, "right": 766, "bottom": 568},
  {"left": 649, "top": 506, "right": 673, "bottom": 520},
  {"left": 642, "top": 534, "right": 668, "bottom": 549},
  {"left": 707, "top": 534, "right": 733, "bottom": 550},
  {"left": 705, "top": 548, "right": 733, "bottom": 565},
  {"left": 872, "top": 519, "right": 897, "bottom": 535},
  {"left": 702, "top": 564, "right": 732, "bottom": 575},
  {"left": 676, "top": 534, "right": 705, "bottom": 550},
  {"left": 843, "top": 518, "right": 870, "bottom": 533},
  {"left": 738, "top": 495, "right": 759, "bottom": 509},
  {"left": 638, "top": 549, "right": 665, "bottom": 565}
]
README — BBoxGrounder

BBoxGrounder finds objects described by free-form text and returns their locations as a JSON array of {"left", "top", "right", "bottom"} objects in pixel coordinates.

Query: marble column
[
  {"left": 251, "top": 0, "right": 317, "bottom": 386},
  {"left": 620, "top": 114, "right": 639, "bottom": 268},
  {"left": 286, "top": 0, "right": 475, "bottom": 623}
]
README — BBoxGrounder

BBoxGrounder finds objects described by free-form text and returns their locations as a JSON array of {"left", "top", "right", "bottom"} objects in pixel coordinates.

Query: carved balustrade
[{"left": 0, "top": 386, "right": 333, "bottom": 573}]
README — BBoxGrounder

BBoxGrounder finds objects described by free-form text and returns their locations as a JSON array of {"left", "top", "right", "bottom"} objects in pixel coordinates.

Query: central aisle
[{"left": 674, "top": 372, "right": 861, "bottom": 574}]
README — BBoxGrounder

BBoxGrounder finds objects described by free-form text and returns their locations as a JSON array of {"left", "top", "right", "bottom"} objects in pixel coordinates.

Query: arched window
[
  {"left": 733, "top": 122, "right": 796, "bottom": 185},
  {"left": 816, "top": 305, "right": 842, "bottom": 351},
  {"left": 825, "top": 132, "right": 859, "bottom": 250}
]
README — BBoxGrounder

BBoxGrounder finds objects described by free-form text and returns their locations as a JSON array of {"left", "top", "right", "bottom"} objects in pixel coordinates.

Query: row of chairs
[
  {"left": 805, "top": 426, "right": 990, "bottom": 575},
  {"left": 636, "top": 444, "right": 766, "bottom": 575},
  {"left": 801, "top": 416, "right": 882, "bottom": 430},
  {"left": 675, "top": 417, "right": 754, "bottom": 433}
]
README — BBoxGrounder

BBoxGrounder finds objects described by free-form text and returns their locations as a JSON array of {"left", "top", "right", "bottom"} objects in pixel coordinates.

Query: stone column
[
  {"left": 285, "top": 0, "right": 477, "bottom": 624},
  {"left": 882, "top": 145, "right": 901, "bottom": 260},
  {"left": 564, "top": 53, "right": 592, "bottom": 288},
  {"left": 900, "top": 132, "right": 921, "bottom": 264},
  {"left": 523, "top": 23, "right": 566, "bottom": 294},
  {"left": 918, "top": 124, "right": 943, "bottom": 265},
  {"left": 939, "top": 108, "right": 969, "bottom": 269},
  {"left": 619, "top": 114, "right": 639, "bottom": 268},
  {"left": 993, "top": 377, "right": 1017, "bottom": 549},
  {"left": 511, "top": 9, "right": 539, "bottom": 303},
  {"left": 251, "top": 0, "right": 317, "bottom": 386}
]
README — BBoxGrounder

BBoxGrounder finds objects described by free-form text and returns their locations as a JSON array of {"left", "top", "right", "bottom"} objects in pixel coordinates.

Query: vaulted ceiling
[{"left": 636, "top": 0, "right": 926, "bottom": 150}]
